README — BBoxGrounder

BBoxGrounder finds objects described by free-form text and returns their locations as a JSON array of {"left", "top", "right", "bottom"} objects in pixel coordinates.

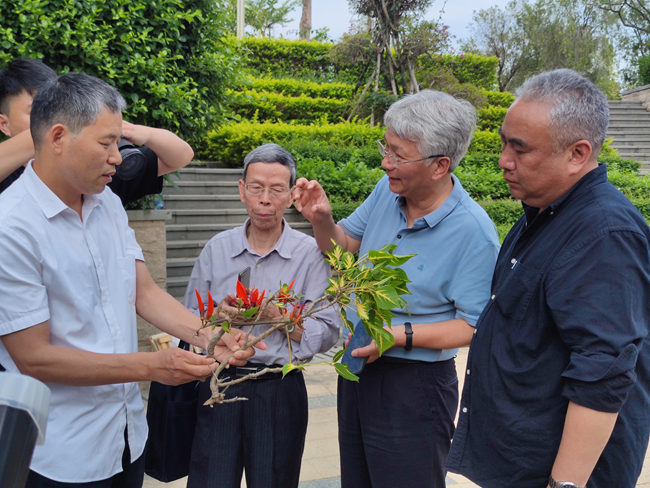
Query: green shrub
[
  {"left": 205, "top": 119, "right": 385, "bottom": 165},
  {"left": 469, "top": 130, "right": 502, "bottom": 154},
  {"left": 599, "top": 156, "right": 640, "bottom": 173},
  {"left": 455, "top": 165, "right": 511, "bottom": 200},
  {"left": 608, "top": 169, "right": 650, "bottom": 199},
  {"left": 478, "top": 106, "right": 508, "bottom": 131},
  {"left": 478, "top": 199, "right": 523, "bottom": 225},
  {"left": 638, "top": 55, "right": 650, "bottom": 86},
  {"left": 246, "top": 77, "right": 353, "bottom": 99},
  {"left": 229, "top": 89, "right": 348, "bottom": 123},
  {"left": 330, "top": 198, "right": 363, "bottom": 222},
  {"left": 418, "top": 54, "right": 499, "bottom": 90},
  {"left": 0, "top": 0, "right": 241, "bottom": 145},
  {"left": 459, "top": 153, "right": 501, "bottom": 170},
  {"left": 483, "top": 91, "right": 515, "bottom": 108},
  {"left": 283, "top": 141, "right": 383, "bottom": 168}
]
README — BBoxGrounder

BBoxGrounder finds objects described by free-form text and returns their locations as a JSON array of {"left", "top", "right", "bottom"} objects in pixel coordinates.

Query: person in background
[
  {"left": 293, "top": 90, "right": 500, "bottom": 488},
  {"left": 184, "top": 143, "right": 340, "bottom": 488},
  {"left": 446, "top": 69, "right": 650, "bottom": 488},
  {"left": 0, "top": 58, "right": 193, "bottom": 204}
]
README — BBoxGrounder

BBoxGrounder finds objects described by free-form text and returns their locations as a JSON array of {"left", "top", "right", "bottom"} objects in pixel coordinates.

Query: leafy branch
[{"left": 194, "top": 242, "right": 414, "bottom": 406}]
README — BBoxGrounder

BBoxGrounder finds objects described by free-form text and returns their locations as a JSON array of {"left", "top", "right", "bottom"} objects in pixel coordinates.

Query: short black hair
[{"left": 0, "top": 59, "right": 57, "bottom": 115}]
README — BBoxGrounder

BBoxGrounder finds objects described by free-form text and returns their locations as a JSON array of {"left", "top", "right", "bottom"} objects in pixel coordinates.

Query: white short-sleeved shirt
[{"left": 0, "top": 162, "right": 147, "bottom": 482}]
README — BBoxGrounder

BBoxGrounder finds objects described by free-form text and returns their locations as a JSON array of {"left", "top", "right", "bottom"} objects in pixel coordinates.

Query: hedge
[
  {"left": 0, "top": 0, "right": 241, "bottom": 145},
  {"left": 418, "top": 54, "right": 499, "bottom": 91},
  {"left": 229, "top": 89, "right": 348, "bottom": 123},
  {"left": 478, "top": 106, "right": 509, "bottom": 132},
  {"left": 468, "top": 130, "right": 502, "bottom": 154},
  {"left": 483, "top": 91, "right": 515, "bottom": 108},
  {"left": 246, "top": 77, "right": 353, "bottom": 99},
  {"left": 205, "top": 119, "right": 384, "bottom": 166}
]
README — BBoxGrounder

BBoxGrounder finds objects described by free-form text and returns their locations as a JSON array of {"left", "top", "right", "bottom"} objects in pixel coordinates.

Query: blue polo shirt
[
  {"left": 447, "top": 165, "right": 650, "bottom": 487},
  {"left": 339, "top": 174, "right": 500, "bottom": 362}
]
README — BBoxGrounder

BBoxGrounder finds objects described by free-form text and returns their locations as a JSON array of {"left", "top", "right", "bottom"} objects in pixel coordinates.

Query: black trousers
[
  {"left": 187, "top": 370, "right": 309, "bottom": 488},
  {"left": 338, "top": 357, "right": 458, "bottom": 488},
  {"left": 25, "top": 426, "right": 144, "bottom": 488}
]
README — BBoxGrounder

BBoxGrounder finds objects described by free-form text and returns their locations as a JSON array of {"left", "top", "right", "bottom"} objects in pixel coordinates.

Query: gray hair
[
  {"left": 514, "top": 69, "right": 609, "bottom": 154},
  {"left": 383, "top": 90, "right": 477, "bottom": 172},
  {"left": 242, "top": 143, "right": 297, "bottom": 186},
  {"left": 31, "top": 72, "right": 126, "bottom": 149}
]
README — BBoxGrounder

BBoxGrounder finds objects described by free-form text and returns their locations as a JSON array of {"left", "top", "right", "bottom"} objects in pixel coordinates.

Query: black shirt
[
  {"left": 447, "top": 165, "right": 650, "bottom": 488},
  {"left": 0, "top": 146, "right": 162, "bottom": 205}
]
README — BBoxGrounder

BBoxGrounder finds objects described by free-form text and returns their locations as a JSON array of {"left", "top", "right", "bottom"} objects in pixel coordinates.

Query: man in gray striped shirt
[{"left": 184, "top": 143, "right": 340, "bottom": 488}]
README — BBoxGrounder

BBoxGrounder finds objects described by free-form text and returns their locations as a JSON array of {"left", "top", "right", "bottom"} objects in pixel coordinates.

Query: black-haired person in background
[{"left": 0, "top": 58, "right": 194, "bottom": 204}]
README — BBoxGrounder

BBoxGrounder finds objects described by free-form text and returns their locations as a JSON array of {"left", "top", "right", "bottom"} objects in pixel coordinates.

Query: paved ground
[{"left": 144, "top": 347, "right": 650, "bottom": 487}]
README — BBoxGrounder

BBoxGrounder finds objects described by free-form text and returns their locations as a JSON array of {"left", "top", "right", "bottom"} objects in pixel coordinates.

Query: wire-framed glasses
[
  {"left": 244, "top": 183, "right": 292, "bottom": 199},
  {"left": 376, "top": 139, "right": 446, "bottom": 169}
]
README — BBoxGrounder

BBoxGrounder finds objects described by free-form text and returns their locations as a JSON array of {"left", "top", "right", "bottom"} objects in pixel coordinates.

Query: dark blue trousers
[
  {"left": 338, "top": 357, "right": 458, "bottom": 488},
  {"left": 187, "top": 370, "right": 308, "bottom": 488},
  {"left": 25, "top": 426, "right": 144, "bottom": 488}
]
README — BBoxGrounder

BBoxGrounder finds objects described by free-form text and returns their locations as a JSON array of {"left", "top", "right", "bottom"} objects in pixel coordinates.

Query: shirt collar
[
  {"left": 22, "top": 160, "right": 104, "bottom": 220},
  {"left": 395, "top": 174, "right": 465, "bottom": 228},
  {"left": 523, "top": 164, "right": 607, "bottom": 225},
  {"left": 231, "top": 218, "right": 293, "bottom": 259}
]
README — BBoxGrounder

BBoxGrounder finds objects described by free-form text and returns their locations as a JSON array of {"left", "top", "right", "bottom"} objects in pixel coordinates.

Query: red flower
[{"left": 235, "top": 280, "right": 265, "bottom": 309}]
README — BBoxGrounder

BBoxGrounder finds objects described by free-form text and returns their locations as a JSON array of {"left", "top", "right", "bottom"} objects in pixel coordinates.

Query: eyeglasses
[
  {"left": 376, "top": 139, "right": 446, "bottom": 169},
  {"left": 243, "top": 183, "right": 292, "bottom": 199}
]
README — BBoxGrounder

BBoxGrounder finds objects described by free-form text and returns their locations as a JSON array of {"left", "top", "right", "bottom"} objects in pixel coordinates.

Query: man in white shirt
[{"left": 0, "top": 72, "right": 258, "bottom": 487}]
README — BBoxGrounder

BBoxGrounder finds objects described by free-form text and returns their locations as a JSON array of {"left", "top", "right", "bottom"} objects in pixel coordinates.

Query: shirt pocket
[
  {"left": 493, "top": 261, "right": 542, "bottom": 322},
  {"left": 117, "top": 255, "right": 137, "bottom": 305}
]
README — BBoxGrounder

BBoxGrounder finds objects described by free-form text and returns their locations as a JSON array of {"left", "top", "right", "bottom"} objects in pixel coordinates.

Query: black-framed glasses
[
  {"left": 243, "top": 183, "right": 292, "bottom": 199},
  {"left": 376, "top": 139, "right": 446, "bottom": 169}
]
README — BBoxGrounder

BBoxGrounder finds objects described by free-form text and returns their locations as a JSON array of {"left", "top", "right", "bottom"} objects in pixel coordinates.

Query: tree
[
  {"left": 462, "top": 0, "right": 620, "bottom": 96},
  {"left": 223, "top": 0, "right": 301, "bottom": 37},
  {"left": 300, "top": 0, "right": 312, "bottom": 40}
]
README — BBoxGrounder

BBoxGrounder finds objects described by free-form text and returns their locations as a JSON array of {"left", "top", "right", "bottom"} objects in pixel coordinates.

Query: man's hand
[
  {"left": 212, "top": 329, "right": 266, "bottom": 366},
  {"left": 348, "top": 326, "right": 396, "bottom": 364},
  {"left": 121, "top": 121, "right": 154, "bottom": 146},
  {"left": 218, "top": 294, "right": 283, "bottom": 323},
  {"left": 292, "top": 178, "right": 333, "bottom": 225},
  {"left": 150, "top": 347, "right": 216, "bottom": 385}
]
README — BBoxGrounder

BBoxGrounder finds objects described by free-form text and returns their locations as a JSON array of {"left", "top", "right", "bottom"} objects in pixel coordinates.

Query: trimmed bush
[
  {"left": 246, "top": 77, "right": 353, "bottom": 99},
  {"left": 455, "top": 165, "right": 511, "bottom": 200},
  {"left": 478, "top": 199, "right": 523, "bottom": 225},
  {"left": 205, "top": 119, "right": 384, "bottom": 166},
  {"left": 0, "top": 0, "right": 241, "bottom": 145},
  {"left": 478, "top": 106, "right": 508, "bottom": 132},
  {"left": 484, "top": 91, "right": 515, "bottom": 108},
  {"left": 229, "top": 89, "right": 348, "bottom": 123},
  {"left": 283, "top": 141, "right": 383, "bottom": 168},
  {"left": 418, "top": 54, "right": 499, "bottom": 90},
  {"left": 469, "top": 130, "right": 502, "bottom": 154}
]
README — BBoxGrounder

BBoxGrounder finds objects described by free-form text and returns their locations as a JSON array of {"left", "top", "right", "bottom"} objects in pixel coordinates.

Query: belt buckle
[{"left": 235, "top": 365, "right": 260, "bottom": 379}]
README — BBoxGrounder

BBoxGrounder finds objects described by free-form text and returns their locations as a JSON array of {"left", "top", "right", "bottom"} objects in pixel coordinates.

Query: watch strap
[
  {"left": 404, "top": 322, "right": 413, "bottom": 351},
  {"left": 548, "top": 475, "right": 584, "bottom": 488}
]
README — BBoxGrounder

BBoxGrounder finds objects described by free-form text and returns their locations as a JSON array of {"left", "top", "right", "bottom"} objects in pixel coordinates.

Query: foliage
[
  {"left": 463, "top": 0, "right": 620, "bottom": 96},
  {"left": 0, "top": 0, "right": 242, "bottom": 146},
  {"left": 283, "top": 141, "right": 383, "bottom": 167},
  {"left": 417, "top": 54, "right": 499, "bottom": 90},
  {"left": 205, "top": 119, "right": 385, "bottom": 165},
  {"left": 477, "top": 198, "right": 523, "bottom": 225},
  {"left": 419, "top": 67, "right": 490, "bottom": 108},
  {"left": 599, "top": 155, "right": 640, "bottom": 172},
  {"left": 455, "top": 165, "right": 512, "bottom": 200},
  {"left": 639, "top": 54, "right": 650, "bottom": 85},
  {"left": 229, "top": 89, "right": 349, "bottom": 123},
  {"left": 468, "top": 130, "right": 503, "bottom": 154},
  {"left": 245, "top": 76, "right": 354, "bottom": 99},
  {"left": 221, "top": 0, "right": 300, "bottom": 36},
  {"left": 477, "top": 106, "right": 509, "bottom": 131},
  {"left": 483, "top": 90, "right": 515, "bottom": 107},
  {"left": 198, "top": 244, "right": 414, "bottom": 403}
]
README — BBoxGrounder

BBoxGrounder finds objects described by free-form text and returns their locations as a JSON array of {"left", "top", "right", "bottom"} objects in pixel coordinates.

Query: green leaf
[
  {"left": 332, "top": 348, "right": 347, "bottom": 363},
  {"left": 221, "top": 321, "right": 231, "bottom": 333},
  {"left": 341, "top": 251, "right": 355, "bottom": 270},
  {"left": 282, "top": 363, "right": 304, "bottom": 377},
  {"left": 373, "top": 287, "right": 401, "bottom": 310},
  {"left": 334, "top": 362, "right": 359, "bottom": 382},
  {"left": 240, "top": 306, "right": 259, "bottom": 319},
  {"left": 356, "top": 300, "right": 370, "bottom": 321},
  {"left": 369, "top": 326, "right": 395, "bottom": 355}
]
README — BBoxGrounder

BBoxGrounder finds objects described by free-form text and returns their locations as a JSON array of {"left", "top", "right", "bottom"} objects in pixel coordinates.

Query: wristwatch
[
  {"left": 404, "top": 322, "right": 413, "bottom": 351},
  {"left": 548, "top": 476, "right": 584, "bottom": 488}
]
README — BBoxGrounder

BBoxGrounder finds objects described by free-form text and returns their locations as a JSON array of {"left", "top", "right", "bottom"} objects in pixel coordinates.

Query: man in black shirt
[
  {"left": 447, "top": 69, "right": 650, "bottom": 488},
  {"left": 0, "top": 59, "right": 194, "bottom": 203}
]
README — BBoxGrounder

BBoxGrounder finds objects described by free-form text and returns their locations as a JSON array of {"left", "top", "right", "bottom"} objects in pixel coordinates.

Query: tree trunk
[{"left": 299, "top": 0, "right": 312, "bottom": 41}]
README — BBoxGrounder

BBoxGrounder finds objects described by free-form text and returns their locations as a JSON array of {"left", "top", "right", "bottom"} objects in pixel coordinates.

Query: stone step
[
  {"left": 609, "top": 143, "right": 650, "bottom": 150},
  {"left": 167, "top": 219, "right": 311, "bottom": 241},
  {"left": 175, "top": 168, "right": 242, "bottom": 182},
  {"left": 164, "top": 181, "right": 240, "bottom": 196},
  {"left": 188, "top": 160, "right": 228, "bottom": 168},
  {"left": 609, "top": 100, "right": 645, "bottom": 105},
  {"left": 607, "top": 129, "right": 650, "bottom": 136},
  {"left": 608, "top": 107, "right": 650, "bottom": 114},
  {"left": 606, "top": 121, "right": 650, "bottom": 128},
  {"left": 168, "top": 208, "right": 305, "bottom": 225},
  {"left": 609, "top": 114, "right": 650, "bottom": 121},
  {"left": 162, "top": 195, "right": 244, "bottom": 210},
  {"left": 167, "top": 276, "right": 193, "bottom": 298},
  {"left": 167, "top": 257, "right": 197, "bottom": 278}
]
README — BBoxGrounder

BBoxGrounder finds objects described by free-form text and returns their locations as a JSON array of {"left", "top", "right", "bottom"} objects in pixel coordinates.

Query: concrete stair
[
  {"left": 162, "top": 162, "right": 312, "bottom": 299},
  {"left": 607, "top": 100, "right": 650, "bottom": 175}
]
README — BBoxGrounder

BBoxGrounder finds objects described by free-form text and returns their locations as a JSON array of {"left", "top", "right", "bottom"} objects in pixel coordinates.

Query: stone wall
[
  {"left": 127, "top": 209, "right": 171, "bottom": 401},
  {"left": 622, "top": 84, "right": 650, "bottom": 111}
]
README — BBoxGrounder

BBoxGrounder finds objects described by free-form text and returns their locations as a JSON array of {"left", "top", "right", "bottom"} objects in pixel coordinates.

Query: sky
[{"left": 276, "top": 0, "right": 512, "bottom": 47}]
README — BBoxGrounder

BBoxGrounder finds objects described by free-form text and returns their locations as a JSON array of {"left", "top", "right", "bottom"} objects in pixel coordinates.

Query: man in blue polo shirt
[
  {"left": 447, "top": 70, "right": 650, "bottom": 488},
  {"left": 293, "top": 90, "right": 500, "bottom": 488}
]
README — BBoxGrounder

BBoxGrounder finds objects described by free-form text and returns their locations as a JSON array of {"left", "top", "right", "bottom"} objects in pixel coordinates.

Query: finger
[
  {"left": 351, "top": 344, "right": 374, "bottom": 358},
  {"left": 220, "top": 332, "right": 240, "bottom": 351},
  {"left": 344, "top": 335, "right": 351, "bottom": 348}
]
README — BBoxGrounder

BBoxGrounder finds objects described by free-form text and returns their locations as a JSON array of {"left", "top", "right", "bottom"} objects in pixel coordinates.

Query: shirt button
[
  {"left": 462, "top": 407, "right": 468, "bottom": 413},
  {"left": 550, "top": 211, "right": 554, "bottom": 215},
  {"left": 510, "top": 258, "right": 516, "bottom": 264},
  {"left": 467, "top": 369, "right": 470, "bottom": 375},
  {"left": 397, "top": 234, "right": 402, "bottom": 239},
  {"left": 257, "top": 264, "right": 261, "bottom": 269},
  {"left": 491, "top": 294, "right": 495, "bottom": 300},
  {"left": 474, "top": 328, "right": 477, "bottom": 335}
]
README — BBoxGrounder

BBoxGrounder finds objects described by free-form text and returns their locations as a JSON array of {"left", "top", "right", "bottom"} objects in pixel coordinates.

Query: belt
[
  {"left": 222, "top": 363, "right": 301, "bottom": 380},
  {"left": 376, "top": 355, "right": 455, "bottom": 365}
]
